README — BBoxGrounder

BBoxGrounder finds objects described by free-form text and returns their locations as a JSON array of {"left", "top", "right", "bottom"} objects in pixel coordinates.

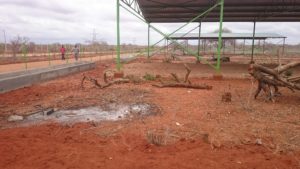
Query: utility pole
[
  {"left": 92, "top": 28, "right": 97, "bottom": 43},
  {"left": 3, "top": 30, "right": 7, "bottom": 57},
  {"left": 92, "top": 29, "right": 98, "bottom": 55}
]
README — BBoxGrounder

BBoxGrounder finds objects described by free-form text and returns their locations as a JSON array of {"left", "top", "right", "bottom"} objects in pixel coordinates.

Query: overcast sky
[{"left": 1, "top": 0, "right": 300, "bottom": 45}]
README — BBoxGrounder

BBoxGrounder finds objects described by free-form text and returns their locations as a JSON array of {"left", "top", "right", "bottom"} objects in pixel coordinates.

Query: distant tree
[
  {"left": 208, "top": 27, "right": 234, "bottom": 49},
  {"left": 10, "top": 36, "right": 29, "bottom": 58},
  {"left": 28, "top": 42, "right": 36, "bottom": 53},
  {"left": 212, "top": 27, "right": 232, "bottom": 33},
  {"left": 100, "top": 41, "right": 109, "bottom": 50},
  {"left": 0, "top": 43, "right": 4, "bottom": 54}
]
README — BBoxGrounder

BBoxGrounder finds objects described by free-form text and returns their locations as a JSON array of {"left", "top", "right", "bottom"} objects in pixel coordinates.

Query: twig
[
  {"left": 170, "top": 73, "right": 180, "bottom": 83},
  {"left": 184, "top": 64, "right": 191, "bottom": 83}
]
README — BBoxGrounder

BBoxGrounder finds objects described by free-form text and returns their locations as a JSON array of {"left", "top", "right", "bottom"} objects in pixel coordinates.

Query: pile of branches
[
  {"left": 153, "top": 64, "right": 212, "bottom": 90},
  {"left": 81, "top": 70, "right": 129, "bottom": 89},
  {"left": 249, "top": 62, "right": 300, "bottom": 101}
]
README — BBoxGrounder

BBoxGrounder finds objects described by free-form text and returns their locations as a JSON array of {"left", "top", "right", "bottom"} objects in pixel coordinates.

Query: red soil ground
[{"left": 0, "top": 58, "right": 299, "bottom": 169}]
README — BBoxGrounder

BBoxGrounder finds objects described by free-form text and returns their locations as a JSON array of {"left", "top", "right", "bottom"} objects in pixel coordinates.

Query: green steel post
[
  {"left": 197, "top": 22, "right": 201, "bottom": 62},
  {"left": 216, "top": 0, "right": 224, "bottom": 72},
  {"left": 243, "top": 39, "right": 245, "bottom": 55},
  {"left": 222, "top": 40, "right": 225, "bottom": 54},
  {"left": 263, "top": 39, "right": 265, "bottom": 54},
  {"left": 79, "top": 45, "right": 81, "bottom": 61},
  {"left": 147, "top": 23, "right": 150, "bottom": 58},
  {"left": 66, "top": 45, "right": 69, "bottom": 64},
  {"left": 251, "top": 21, "right": 256, "bottom": 62},
  {"left": 47, "top": 45, "right": 51, "bottom": 66},
  {"left": 116, "top": 0, "right": 121, "bottom": 71},
  {"left": 282, "top": 37, "right": 286, "bottom": 57},
  {"left": 22, "top": 44, "right": 28, "bottom": 70}
]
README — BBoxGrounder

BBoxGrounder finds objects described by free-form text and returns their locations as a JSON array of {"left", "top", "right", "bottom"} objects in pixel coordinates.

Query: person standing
[
  {"left": 73, "top": 44, "right": 80, "bottom": 61},
  {"left": 60, "top": 45, "right": 66, "bottom": 60}
]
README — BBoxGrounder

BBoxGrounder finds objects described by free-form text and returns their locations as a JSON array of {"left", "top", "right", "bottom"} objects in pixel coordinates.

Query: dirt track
[
  {"left": 0, "top": 55, "right": 114, "bottom": 73},
  {"left": 0, "top": 59, "right": 300, "bottom": 169}
]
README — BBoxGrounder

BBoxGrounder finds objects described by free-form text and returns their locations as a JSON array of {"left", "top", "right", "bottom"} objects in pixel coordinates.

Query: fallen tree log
[
  {"left": 276, "top": 62, "right": 300, "bottom": 74},
  {"left": 100, "top": 79, "right": 130, "bottom": 89},
  {"left": 81, "top": 75, "right": 102, "bottom": 88},
  {"left": 288, "top": 76, "right": 300, "bottom": 83},
  {"left": 81, "top": 74, "right": 129, "bottom": 89},
  {"left": 153, "top": 83, "right": 212, "bottom": 90},
  {"left": 249, "top": 61, "right": 300, "bottom": 101}
]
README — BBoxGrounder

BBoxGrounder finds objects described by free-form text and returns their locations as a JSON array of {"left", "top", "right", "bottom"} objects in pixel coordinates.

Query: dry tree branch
[
  {"left": 184, "top": 64, "right": 191, "bottom": 84},
  {"left": 153, "top": 63, "right": 212, "bottom": 90},
  {"left": 81, "top": 74, "right": 129, "bottom": 89},
  {"left": 249, "top": 62, "right": 300, "bottom": 101},
  {"left": 170, "top": 73, "right": 180, "bottom": 83}
]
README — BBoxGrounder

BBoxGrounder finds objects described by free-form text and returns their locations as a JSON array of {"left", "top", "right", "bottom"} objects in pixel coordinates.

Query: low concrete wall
[{"left": 0, "top": 61, "right": 95, "bottom": 93}]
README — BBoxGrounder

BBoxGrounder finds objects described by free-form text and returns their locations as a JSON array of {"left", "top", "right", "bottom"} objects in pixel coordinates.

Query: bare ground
[{"left": 0, "top": 58, "right": 300, "bottom": 169}]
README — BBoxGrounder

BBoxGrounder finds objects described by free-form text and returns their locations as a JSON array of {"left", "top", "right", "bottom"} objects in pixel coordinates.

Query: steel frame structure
[
  {"left": 169, "top": 32, "right": 286, "bottom": 56},
  {"left": 116, "top": 0, "right": 298, "bottom": 72},
  {"left": 117, "top": 0, "right": 225, "bottom": 72}
]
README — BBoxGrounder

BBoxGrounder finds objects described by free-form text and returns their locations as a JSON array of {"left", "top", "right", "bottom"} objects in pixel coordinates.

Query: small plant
[
  {"left": 143, "top": 73, "right": 156, "bottom": 81},
  {"left": 284, "top": 69, "right": 293, "bottom": 77},
  {"left": 146, "top": 131, "right": 166, "bottom": 146},
  {"left": 125, "top": 75, "right": 142, "bottom": 84},
  {"left": 163, "top": 57, "right": 172, "bottom": 63}
]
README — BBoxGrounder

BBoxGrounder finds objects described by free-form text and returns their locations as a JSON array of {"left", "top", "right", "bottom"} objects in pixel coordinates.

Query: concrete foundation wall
[{"left": 0, "top": 62, "right": 95, "bottom": 93}]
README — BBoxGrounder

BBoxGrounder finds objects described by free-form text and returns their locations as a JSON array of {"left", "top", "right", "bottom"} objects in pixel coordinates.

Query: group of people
[{"left": 59, "top": 45, "right": 80, "bottom": 61}]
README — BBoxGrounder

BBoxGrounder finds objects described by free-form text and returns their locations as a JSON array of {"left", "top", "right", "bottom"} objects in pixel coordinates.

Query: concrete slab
[{"left": 0, "top": 61, "right": 95, "bottom": 93}]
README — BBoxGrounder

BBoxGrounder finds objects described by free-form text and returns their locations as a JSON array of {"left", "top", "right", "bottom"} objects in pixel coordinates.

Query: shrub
[{"left": 143, "top": 73, "right": 156, "bottom": 81}]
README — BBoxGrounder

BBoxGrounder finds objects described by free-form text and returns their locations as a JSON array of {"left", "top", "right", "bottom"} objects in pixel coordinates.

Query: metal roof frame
[
  {"left": 116, "top": 0, "right": 294, "bottom": 73},
  {"left": 137, "top": 0, "right": 300, "bottom": 23},
  {"left": 169, "top": 33, "right": 287, "bottom": 40}
]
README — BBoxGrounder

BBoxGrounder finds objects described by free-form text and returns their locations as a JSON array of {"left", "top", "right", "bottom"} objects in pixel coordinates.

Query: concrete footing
[
  {"left": 114, "top": 71, "right": 124, "bottom": 78},
  {"left": 212, "top": 73, "right": 224, "bottom": 80},
  {"left": 0, "top": 61, "right": 95, "bottom": 93}
]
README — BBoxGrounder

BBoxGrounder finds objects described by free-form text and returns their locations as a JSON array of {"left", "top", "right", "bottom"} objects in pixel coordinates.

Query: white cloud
[{"left": 0, "top": 0, "right": 299, "bottom": 45}]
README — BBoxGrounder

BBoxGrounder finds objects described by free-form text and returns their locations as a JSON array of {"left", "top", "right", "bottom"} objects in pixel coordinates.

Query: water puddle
[{"left": 6, "top": 103, "right": 157, "bottom": 127}]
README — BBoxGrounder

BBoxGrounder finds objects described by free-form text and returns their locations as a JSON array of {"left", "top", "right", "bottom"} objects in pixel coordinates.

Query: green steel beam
[
  {"left": 216, "top": 0, "right": 224, "bottom": 72},
  {"left": 120, "top": 1, "right": 218, "bottom": 62},
  {"left": 149, "top": 2, "right": 221, "bottom": 50},
  {"left": 116, "top": 0, "right": 121, "bottom": 71},
  {"left": 148, "top": 23, "right": 215, "bottom": 69},
  {"left": 119, "top": 0, "right": 221, "bottom": 70},
  {"left": 149, "top": 24, "right": 199, "bottom": 57},
  {"left": 147, "top": 23, "right": 150, "bottom": 58},
  {"left": 251, "top": 21, "right": 256, "bottom": 62},
  {"left": 22, "top": 44, "right": 28, "bottom": 70},
  {"left": 150, "top": 24, "right": 200, "bottom": 57},
  {"left": 120, "top": 4, "right": 146, "bottom": 23},
  {"left": 197, "top": 22, "right": 201, "bottom": 62},
  {"left": 282, "top": 37, "right": 286, "bottom": 57},
  {"left": 47, "top": 45, "right": 51, "bottom": 66}
]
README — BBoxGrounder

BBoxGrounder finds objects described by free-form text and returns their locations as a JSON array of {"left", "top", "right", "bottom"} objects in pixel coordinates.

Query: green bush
[{"left": 143, "top": 73, "right": 156, "bottom": 81}]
